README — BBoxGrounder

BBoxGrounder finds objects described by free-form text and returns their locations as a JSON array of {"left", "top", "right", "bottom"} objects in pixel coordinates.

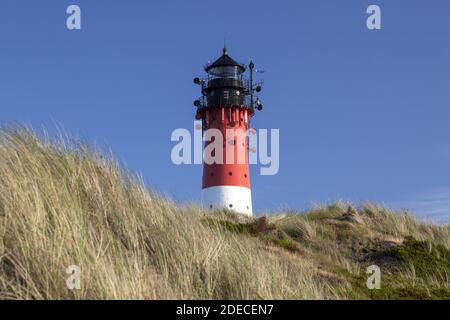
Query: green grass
[
  {"left": 261, "top": 236, "right": 299, "bottom": 252},
  {"left": 203, "top": 218, "right": 261, "bottom": 235},
  {"left": 388, "top": 237, "right": 450, "bottom": 278},
  {"left": 204, "top": 218, "right": 299, "bottom": 252}
]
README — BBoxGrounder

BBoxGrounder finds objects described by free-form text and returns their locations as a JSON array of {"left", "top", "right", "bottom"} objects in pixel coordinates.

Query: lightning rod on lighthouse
[{"left": 193, "top": 47, "right": 263, "bottom": 216}]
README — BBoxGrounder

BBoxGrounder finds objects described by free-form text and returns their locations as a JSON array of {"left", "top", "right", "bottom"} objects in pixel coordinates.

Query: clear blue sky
[{"left": 1, "top": 0, "right": 450, "bottom": 222}]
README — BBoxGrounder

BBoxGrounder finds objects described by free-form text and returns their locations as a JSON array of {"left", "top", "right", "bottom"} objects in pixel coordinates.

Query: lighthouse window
[
  {"left": 236, "top": 90, "right": 240, "bottom": 96},
  {"left": 229, "top": 204, "right": 233, "bottom": 208},
  {"left": 210, "top": 205, "right": 213, "bottom": 209},
  {"left": 228, "top": 172, "right": 232, "bottom": 176},
  {"left": 244, "top": 174, "right": 247, "bottom": 178}
]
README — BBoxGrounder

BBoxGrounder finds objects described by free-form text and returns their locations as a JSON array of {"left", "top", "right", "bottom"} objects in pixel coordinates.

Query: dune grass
[{"left": 0, "top": 127, "right": 449, "bottom": 300}]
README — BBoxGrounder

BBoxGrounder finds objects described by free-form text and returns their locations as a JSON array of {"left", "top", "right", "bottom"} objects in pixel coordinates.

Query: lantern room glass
[{"left": 208, "top": 66, "right": 242, "bottom": 79}]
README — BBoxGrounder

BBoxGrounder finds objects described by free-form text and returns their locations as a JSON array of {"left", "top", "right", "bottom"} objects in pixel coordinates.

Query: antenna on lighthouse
[
  {"left": 249, "top": 60, "right": 254, "bottom": 112},
  {"left": 223, "top": 39, "right": 228, "bottom": 55},
  {"left": 249, "top": 59, "right": 264, "bottom": 112}
]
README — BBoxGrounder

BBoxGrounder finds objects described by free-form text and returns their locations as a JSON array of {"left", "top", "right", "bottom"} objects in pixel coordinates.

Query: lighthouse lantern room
[{"left": 193, "top": 47, "right": 263, "bottom": 216}]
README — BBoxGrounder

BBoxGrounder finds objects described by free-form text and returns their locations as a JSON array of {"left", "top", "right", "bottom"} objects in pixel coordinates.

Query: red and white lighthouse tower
[{"left": 193, "top": 47, "right": 263, "bottom": 216}]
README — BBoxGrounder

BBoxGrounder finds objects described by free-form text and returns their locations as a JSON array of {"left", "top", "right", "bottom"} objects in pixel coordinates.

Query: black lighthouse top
[
  {"left": 193, "top": 47, "right": 263, "bottom": 112},
  {"left": 204, "top": 47, "right": 246, "bottom": 78}
]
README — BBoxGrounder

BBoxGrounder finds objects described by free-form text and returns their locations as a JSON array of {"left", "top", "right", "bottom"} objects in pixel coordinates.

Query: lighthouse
[{"left": 193, "top": 47, "right": 263, "bottom": 216}]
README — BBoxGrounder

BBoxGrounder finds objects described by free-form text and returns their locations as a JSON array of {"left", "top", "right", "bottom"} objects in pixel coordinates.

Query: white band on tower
[{"left": 202, "top": 186, "right": 253, "bottom": 216}]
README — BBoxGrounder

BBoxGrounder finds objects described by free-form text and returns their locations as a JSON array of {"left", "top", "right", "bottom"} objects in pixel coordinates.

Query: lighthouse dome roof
[{"left": 205, "top": 47, "right": 246, "bottom": 76}]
